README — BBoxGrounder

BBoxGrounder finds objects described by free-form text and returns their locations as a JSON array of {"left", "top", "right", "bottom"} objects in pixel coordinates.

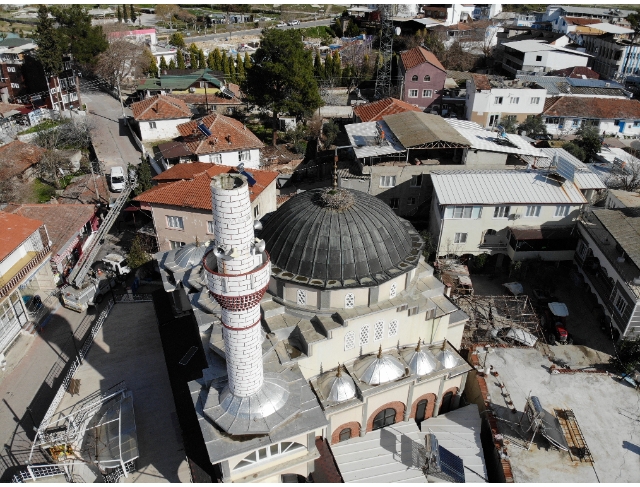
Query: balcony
[{"left": 0, "top": 246, "right": 51, "bottom": 298}]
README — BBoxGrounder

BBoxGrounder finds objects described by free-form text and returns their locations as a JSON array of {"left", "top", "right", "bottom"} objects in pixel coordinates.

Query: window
[
  {"left": 535, "top": 55, "right": 542, "bottom": 62},
  {"left": 614, "top": 119, "right": 621, "bottom": 126},
  {"left": 396, "top": 304, "right": 408, "bottom": 312},
  {"left": 344, "top": 331, "right": 355, "bottom": 351},
  {"left": 409, "top": 89, "right": 418, "bottom": 98},
  {"left": 546, "top": 117, "right": 560, "bottom": 125},
  {"left": 360, "top": 325, "right": 370, "bottom": 345},
  {"left": 389, "top": 283, "right": 397, "bottom": 299},
  {"left": 408, "top": 197, "right": 416, "bottom": 206},
  {"left": 345, "top": 293, "right": 355, "bottom": 309},
  {"left": 254, "top": 204, "right": 260, "bottom": 218},
  {"left": 453, "top": 233, "right": 467, "bottom": 244},
  {"left": 424, "top": 75, "right": 431, "bottom": 82},
  {"left": 525, "top": 205, "right": 541, "bottom": 217},
  {"left": 70, "top": 92, "right": 78, "bottom": 102},
  {"left": 234, "top": 442, "right": 305, "bottom": 470},
  {"left": 149, "top": 121, "right": 157, "bottom": 129},
  {"left": 339, "top": 428, "right": 352, "bottom": 442},
  {"left": 379, "top": 176, "right": 396, "bottom": 188},
  {"left": 425, "top": 307, "right": 436, "bottom": 320},
  {"left": 411, "top": 174, "right": 423, "bottom": 187},
  {"left": 422, "top": 89, "right": 432, "bottom": 98},
  {"left": 572, "top": 119, "right": 580, "bottom": 127},
  {"left": 389, "top": 198, "right": 399, "bottom": 209},
  {"left": 445, "top": 205, "right": 482, "bottom": 219},
  {"left": 411, "top": 75, "right": 418, "bottom": 81},
  {"left": 530, "top": 97, "right": 540, "bottom": 104},
  {"left": 634, "top": 121, "right": 640, "bottom": 127},
  {"left": 170, "top": 240, "right": 185, "bottom": 249},
  {"left": 614, "top": 292, "right": 628, "bottom": 315},
  {"left": 408, "top": 306, "right": 419, "bottom": 316},
  {"left": 554, "top": 205, "right": 569, "bottom": 217},
  {"left": 374, "top": 321, "right": 384, "bottom": 341},
  {"left": 7, "top": 66, "right": 15, "bottom": 73},
  {"left": 388, "top": 320, "right": 398, "bottom": 337},
  {"left": 373, "top": 408, "right": 397, "bottom": 430},
  {"left": 11, "top": 83, "right": 19, "bottom": 89},
  {"left": 166, "top": 215, "right": 184, "bottom": 229},
  {"left": 415, "top": 399, "right": 428, "bottom": 425},
  {"left": 510, "top": 97, "right": 519, "bottom": 104},
  {"left": 439, "top": 392, "right": 454, "bottom": 414},
  {"left": 485, "top": 229, "right": 497, "bottom": 236},
  {"left": 207, "top": 221, "right": 214, "bottom": 234},
  {"left": 494, "top": 96, "right": 503, "bottom": 105},
  {"left": 297, "top": 289, "right": 307, "bottom": 306},
  {"left": 239, "top": 150, "right": 251, "bottom": 162},
  {"left": 576, "top": 240, "right": 588, "bottom": 260},
  {"left": 493, "top": 206, "right": 510, "bottom": 218},
  {"left": 210, "top": 153, "right": 222, "bottom": 164}
]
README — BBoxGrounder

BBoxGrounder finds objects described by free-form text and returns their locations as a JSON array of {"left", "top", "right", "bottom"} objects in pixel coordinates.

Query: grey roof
[
  {"left": 382, "top": 112, "right": 470, "bottom": 148},
  {"left": 261, "top": 189, "right": 424, "bottom": 288},
  {"left": 345, "top": 120, "right": 406, "bottom": 159},
  {"left": 0, "top": 37, "right": 33, "bottom": 48},
  {"left": 556, "top": 5, "right": 636, "bottom": 16},
  {"left": 609, "top": 189, "right": 640, "bottom": 208},
  {"left": 517, "top": 75, "right": 627, "bottom": 96},
  {"left": 591, "top": 208, "right": 640, "bottom": 271}
]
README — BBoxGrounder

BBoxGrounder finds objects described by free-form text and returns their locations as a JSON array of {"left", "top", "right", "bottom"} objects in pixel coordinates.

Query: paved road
[{"left": 189, "top": 18, "right": 332, "bottom": 43}]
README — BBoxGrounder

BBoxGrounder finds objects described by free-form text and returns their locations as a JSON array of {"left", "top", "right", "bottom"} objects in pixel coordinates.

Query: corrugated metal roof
[
  {"left": 538, "top": 147, "right": 606, "bottom": 190},
  {"left": 431, "top": 169, "right": 587, "bottom": 205},
  {"left": 445, "top": 119, "right": 546, "bottom": 157},
  {"left": 383, "top": 112, "right": 471, "bottom": 148},
  {"left": 589, "top": 22, "right": 634, "bottom": 34},
  {"left": 566, "top": 77, "right": 624, "bottom": 89},
  {"left": 503, "top": 39, "right": 591, "bottom": 57},
  {"left": 346, "top": 121, "right": 406, "bottom": 158}
]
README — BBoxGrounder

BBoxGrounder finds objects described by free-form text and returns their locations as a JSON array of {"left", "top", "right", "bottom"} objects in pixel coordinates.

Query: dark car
[
  {"left": 532, "top": 134, "right": 553, "bottom": 140},
  {"left": 541, "top": 302, "right": 573, "bottom": 345}
]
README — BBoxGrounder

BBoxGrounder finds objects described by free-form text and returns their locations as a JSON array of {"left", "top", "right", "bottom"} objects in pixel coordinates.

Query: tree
[
  {"left": 134, "top": 156, "right": 152, "bottom": 195},
  {"left": 94, "top": 39, "right": 147, "bottom": 88},
  {"left": 189, "top": 43, "right": 199, "bottom": 68},
  {"left": 562, "top": 142, "right": 586, "bottom": 162},
  {"left": 49, "top": 5, "right": 108, "bottom": 66},
  {"left": 236, "top": 52, "right": 245, "bottom": 81},
  {"left": 129, "top": 5, "right": 137, "bottom": 23},
  {"left": 604, "top": 150, "right": 640, "bottom": 191},
  {"left": 176, "top": 50, "right": 186, "bottom": 70},
  {"left": 609, "top": 337, "right": 640, "bottom": 374},
  {"left": 575, "top": 125, "right": 602, "bottom": 162},
  {"left": 156, "top": 4, "right": 179, "bottom": 30},
  {"left": 168, "top": 58, "right": 176, "bottom": 70},
  {"left": 148, "top": 56, "right": 158, "bottom": 77},
  {"left": 332, "top": 51, "right": 341, "bottom": 81},
  {"left": 243, "top": 52, "right": 251, "bottom": 71},
  {"left": 159, "top": 56, "right": 168, "bottom": 71},
  {"left": 207, "top": 51, "right": 215, "bottom": 70},
  {"left": 117, "top": 5, "right": 122, "bottom": 23},
  {"left": 324, "top": 50, "right": 333, "bottom": 79},
  {"left": 213, "top": 48, "right": 222, "bottom": 70},
  {"left": 313, "top": 49, "right": 324, "bottom": 78},
  {"left": 128, "top": 235, "right": 151, "bottom": 269},
  {"left": 244, "top": 28, "right": 323, "bottom": 145},
  {"left": 223, "top": 51, "right": 230, "bottom": 78},
  {"left": 122, "top": 4, "right": 129, "bottom": 22},
  {"left": 169, "top": 32, "right": 185, "bottom": 48},
  {"left": 517, "top": 115, "right": 547, "bottom": 137},
  {"left": 33, "top": 6, "right": 64, "bottom": 75},
  {"left": 322, "top": 120, "right": 340, "bottom": 148},
  {"left": 198, "top": 49, "right": 206, "bottom": 71},
  {"left": 345, "top": 19, "right": 361, "bottom": 37},
  {"left": 501, "top": 116, "right": 518, "bottom": 134}
]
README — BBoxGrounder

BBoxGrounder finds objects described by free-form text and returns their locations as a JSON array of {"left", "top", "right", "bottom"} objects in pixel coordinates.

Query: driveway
[{"left": 189, "top": 18, "right": 332, "bottom": 42}]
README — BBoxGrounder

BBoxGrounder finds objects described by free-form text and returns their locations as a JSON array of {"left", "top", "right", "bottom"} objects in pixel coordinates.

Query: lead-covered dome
[
  {"left": 318, "top": 366, "right": 357, "bottom": 402},
  {"left": 403, "top": 341, "right": 439, "bottom": 376},
  {"left": 174, "top": 242, "right": 208, "bottom": 269},
  {"left": 261, "top": 188, "right": 423, "bottom": 287},
  {"left": 353, "top": 347, "right": 406, "bottom": 386}
]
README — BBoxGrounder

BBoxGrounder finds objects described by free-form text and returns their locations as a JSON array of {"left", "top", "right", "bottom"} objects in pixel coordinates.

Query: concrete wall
[
  {"left": 138, "top": 117, "right": 191, "bottom": 141},
  {"left": 400, "top": 62, "right": 446, "bottom": 110},
  {"left": 196, "top": 147, "right": 261, "bottom": 169},
  {"left": 545, "top": 117, "right": 640, "bottom": 136},
  {"left": 465, "top": 82, "right": 546, "bottom": 127}
]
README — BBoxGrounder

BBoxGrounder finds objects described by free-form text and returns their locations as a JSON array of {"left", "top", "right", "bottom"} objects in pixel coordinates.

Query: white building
[
  {"left": 151, "top": 44, "right": 178, "bottom": 68},
  {"left": 429, "top": 170, "right": 587, "bottom": 262},
  {"left": 501, "top": 39, "right": 591, "bottom": 75},
  {"left": 131, "top": 94, "right": 193, "bottom": 142},
  {"left": 465, "top": 74, "right": 546, "bottom": 128},
  {"left": 542, "top": 5, "right": 636, "bottom": 24}
]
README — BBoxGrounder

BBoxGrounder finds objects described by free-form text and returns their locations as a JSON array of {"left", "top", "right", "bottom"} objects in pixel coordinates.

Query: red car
[{"left": 541, "top": 302, "right": 573, "bottom": 345}]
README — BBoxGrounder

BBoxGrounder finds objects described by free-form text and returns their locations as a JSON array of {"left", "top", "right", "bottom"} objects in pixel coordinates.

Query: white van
[{"left": 110, "top": 166, "right": 126, "bottom": 192}]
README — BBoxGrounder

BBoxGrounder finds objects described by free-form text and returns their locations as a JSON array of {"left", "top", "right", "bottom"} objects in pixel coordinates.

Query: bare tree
[
  {"left": 155, "top": 4, "right": 180, "bottom": 30},
  {"left": 605, "top": 152, "right": 640, "bottom": 192}
]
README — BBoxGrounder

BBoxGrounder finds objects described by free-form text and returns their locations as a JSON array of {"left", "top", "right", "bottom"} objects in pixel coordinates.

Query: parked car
[
  {"left": 276, "top": 21, "right": 287, "bottom": 27},
  {"left": 491, "top": 326, "right": 538, "bottom": 347},
  {"left": 288, "top": 20, "right": 300, "bottom": 25},
  {"left": 541, "top": 302, "right": 573, "bottom": 345},
  {"left": 109, "top": 166, "right": 126, "bottom": 193}
]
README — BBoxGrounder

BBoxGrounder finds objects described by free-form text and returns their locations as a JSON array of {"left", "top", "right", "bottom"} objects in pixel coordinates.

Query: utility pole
[
  {"left": 374, "top": 4, "right": 394, "bottom": 100},
  {"left": 115, "top": 75, "right": 126, "bottom": 119}
]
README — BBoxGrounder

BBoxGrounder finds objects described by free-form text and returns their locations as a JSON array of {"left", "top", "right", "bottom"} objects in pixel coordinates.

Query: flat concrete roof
[
  {"left": 483, "top": 347, "right": 640, "bottom": 483},
  {"left": 54, "top": 302, "right": 191, "bottom": 483}
]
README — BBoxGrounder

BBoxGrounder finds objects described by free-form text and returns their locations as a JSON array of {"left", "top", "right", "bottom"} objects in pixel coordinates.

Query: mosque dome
[
  {"left": 260, "top": 188, "right": 423, "bottom": 287},
  {"left": 353, "top": 346, "right": 406, "bottom": 386},
  {"left": 174, "top": 241, "right": 208, "bottom": 269},
  {"left": 436, "top": 342, "right": 460, "bottom": 370},
  {"left": 403, "top": 340, "right": 439, "bottom": 376},
  {"left": 319, "top": 365, "right": 357, "bottom": 402}
]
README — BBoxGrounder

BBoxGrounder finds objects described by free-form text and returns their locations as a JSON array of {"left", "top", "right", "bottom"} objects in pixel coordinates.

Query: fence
[
  {"left": 12, "top": 464, "right": 67, "bottom": 483},
  {"left": 115, "top": 293, "right": 153, "bottom": 303}
]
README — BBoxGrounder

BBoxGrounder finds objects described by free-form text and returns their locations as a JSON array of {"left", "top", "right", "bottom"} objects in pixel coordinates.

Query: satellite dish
[
  {"left": 253, "top": 219, "right": 263, "bottom": 231},
  {"left": 395, "top": 27, "right": 401, "bottom": 36}
]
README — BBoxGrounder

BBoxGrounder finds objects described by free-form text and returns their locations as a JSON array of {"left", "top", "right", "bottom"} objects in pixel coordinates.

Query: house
[
  {"left": 0, "top": 38, "right": 38, "bottom": 104},
  {"left": 133, "top": 164, "right": 278, "bottom": 251},
  {"left": 58, "top": 173, "right": 109, "bottom": 205},
  {"left": 421, "top": 4, "right": 477, "bottom": 26},
  {"left": 428, "top": 170, "right": 586, "bottom": 262},
  {"left": 465, "top": 74, "right": 546, "bottom": 128},
  {"left": 352, "top": 97, "right": 422, "bottom": 122},
  {"left": 0, "top": 212, "right": 52, "bottom": 352},
  {"left": 171, "top": 82, "right": 246, "bottom": 117},
  {"left": 575, "top": 208, "right": 640, "bottom": 339},
  {"left": 398, "top": 46, "right": 447, "bottom": 111},
  {"left": 546, "top": 66, "right": 600, "bottom": 78},
  {"left": 516, "top": 75, "right": 628, "bottom": 100},
  {"left": 500, "top": 39, "right": 591, "bottom": 75},
  {"left": 150, "top": 44, "right": 178, "bottom": 69},
  {"left": 542, "top": 5, "right": 636, "bottom": 25},
  {"left": 542, "top": 96, "right": 640, "bottom": 136},
  {"left": 136, "top": 68, "right": 223, "bottom": 99},
  {"left": 176, "top": 113, "right": 264, "bottom": 169},
  {"left": 582, "top": 31, "right": 640, "bottom": 79},
  {"left": 606, "top": 189, "right": 640, "bottom": 209},
  {"left": 106, "top": 28, "right": 157, "bottom": 45},
  {"left": 131, "top": 94, "right": 193, "bottom": 142},
  {"left": 551, "top": 16, "right": 601, "bottom": 35}
]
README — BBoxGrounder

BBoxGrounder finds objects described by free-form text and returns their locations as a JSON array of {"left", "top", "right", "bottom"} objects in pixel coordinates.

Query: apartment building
[{"left": 501, "top": 39, "right": 591, "bottom": 75}]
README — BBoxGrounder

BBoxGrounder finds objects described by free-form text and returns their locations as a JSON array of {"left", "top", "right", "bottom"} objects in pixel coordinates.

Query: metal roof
[
  {"left": 503, "top": 39, "right": 591, "bottom": 57},
  {"left": 346, "top": 120, "right": 406, "bottom": 158},
  {"left": 529, "top": 148, "right": 606, "bottom": 190},
  {"left": 383, "top": 112, "right": 471, "bottom": 148},
  {"left": 591, "top": 208, "right": 640, "bottom": 271},
  {"left": 566, "top": 77, "right": 624, "bottom": 89},
  {"left": 431, "top": 170, "right": 587, "bottom": 205},
  {"left": 588, "top": 22, "right": 634, "bottom": 34},
  {"left": 445, "top": 119, "right": 546, "bottom": 157}
]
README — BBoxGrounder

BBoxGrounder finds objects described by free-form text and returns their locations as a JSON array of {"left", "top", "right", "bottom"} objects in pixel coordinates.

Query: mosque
[{"left": 156, "top": 173, "right": 481, "bottom": 483}]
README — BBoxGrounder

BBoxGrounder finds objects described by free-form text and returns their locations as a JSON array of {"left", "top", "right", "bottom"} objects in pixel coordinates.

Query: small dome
[
  {"left": 319, "top": 366, "right": 357, "bottom": 402},
  {"left": 436, "top": 342, "right": 460, "bottom": 369},
  {"left": 404, "top": 340, "right": 439, "bottom": 376},
  {"left": 353, "top": 346, "right": 405, "bottom": 385},
  {"left": 174, "top": 242, "right": 208, "bottom": 269}
]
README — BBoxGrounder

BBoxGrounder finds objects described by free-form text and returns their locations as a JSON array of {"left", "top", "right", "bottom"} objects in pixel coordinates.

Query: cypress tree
[
  {"left": 207, "top": 51, "right": 215, "bottom": 69},
  {"left": 223, "top": 52, "right": 230, "bottom": 78},
  {"left": 148, "top": 57, "right": 158, "bottom": 77},
  {"left": 129, "top": 5, "right": 137, "bottom": 23},
  {"left": 117, "top": 5, "right": 122, "bottom": 22},
  {"left": 324, "top": 51, "right": 333, "bottom": 79},
  {"left": 213, "top": 48, "right": 222, "bottom": 71},
  {"left": 159, "top": 56, "right": 168, "bottom": 71},
  {"left": 243, "top": 52, "right": 252, "bottom": 70},
  {"left": 236, "top": 52, "right": 245, "bottom": 80},
  {"left": 177, "top": 50, "right": 186, "bottom": 69},
  {"left": 198, "top": 49, "right": 206, "bottom": 70},
  {"left": 169, "top": 58, "right": 176, "bottom": 69},
  {"left": 332, "top": 51, "right": 341, "bottom": 81},
  {"left": 313, "top": 49, "right": 323, "bottom": 78},
  {"left": 122, "top": 4, "right": 129, "bottom": 22}
]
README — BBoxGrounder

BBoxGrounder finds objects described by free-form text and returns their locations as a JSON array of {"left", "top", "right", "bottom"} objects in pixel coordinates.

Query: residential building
[
  {"left": 352, "top": 97, "right": 422, "bottom": 123},
  {"left": 501, "top": 39, "right": 591, "bottom": 75},
  {"left": 542, "top": 5, "right": 636, "bottom": 24},
  {"left": 606, "top": 189, "right": 640, "bottom": 209},
  {"left": 45, "top": 55, "right": 81, "bottom": 112},
  {"left": 428, "top": 170, "right": 586, "bottom": 261},
  {"left": 133, "top": 164, "right": 278, "bottom": 251},
  {"left": 465, "top": 74, "right": 546, "bottom": 128},
  {"left": 546, "top": 66, "right": 600, "bottom": 79},
  {"left": 0, "top": 38, "right": 39, "bottom": 104},
  {"left": 542, "top": 96, "right": 640, "bottom": 136},
  {"left": 0, "top": 212, "right": 52, "bottom": 352},
  {"left": 136, "top": 68, "right": 223, "bottom": 98},
  {"left": 151, "top": 44, "right": 178, "bottom": 69},
  {"left": 398, "top": 46, "right": 447, "bottom": 111},
  {"left": 106, "top": 28, "right": 157, "bottom": 45},
  {"left": 551, "top": 16, "right": 601, "bottom": 35},
  {"left": 515, "top": 75, "right": 629, "bottom": 103},
  {"left": 473, "top": 4, "right": 503, "bottom": 20},
  {"left": 575, "top": 208, "right": 640, "bottom": 339},
  {"left": 583, "top": 32, "right": 640, "bottom": 79},
  {"left": 421, "top": 4, "right": 477, "bottom": 26},
  {"left": 131, "top": 94, "right": 193, "bottom": 141},
  {"left": 171, "top": 82, "right": 246, "bottom": 117},
  {"left": 176, "top": 113, "right": 264, "bottom": 169}
]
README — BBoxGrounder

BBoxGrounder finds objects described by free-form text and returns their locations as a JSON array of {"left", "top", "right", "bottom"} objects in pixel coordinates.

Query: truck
[
  {"left": 61, "top": 271, "right": 116, "bottom": 312},
  {"left": 100, "top": 253, "right": 131, "bottom": 279}
]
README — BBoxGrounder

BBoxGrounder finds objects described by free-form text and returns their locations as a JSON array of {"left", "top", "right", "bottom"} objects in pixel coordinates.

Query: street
[{"left": 188, "top": 18, "right": 332, "bottom": 43}]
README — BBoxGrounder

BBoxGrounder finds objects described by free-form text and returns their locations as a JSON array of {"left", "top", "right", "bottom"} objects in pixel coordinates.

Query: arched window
[
  {"left": 439, "top": 392, "right": 454, "bottom": 414},
  {"left": 345, "top": 293, "right": 355, "bottom": 309},
  {"left": 373, "top": 408, "right": 397, "bottom": 430},
  {"left": 374, "top": 321, "right": 384, "bottom": 341},
  {"left": 411, "top": 75, "right": 418, "bottom": 81},
  {"left": 339, "top": 428, "right": 352, "bottom": 442},
  {"left": 344, "top": 331, "right": 355, "bottom": 351},
  {"left": 389, "top": 283, "right": 397, "bottom": 299},
  {"left": 360, "top": 325, "right": 370, "bottom": 345},
  {"left": 388, "top": 320, "right": 398, "bottom": 337},
  {"left": 415, "top": 399, "right": 428, "bottom": 427},
  {"left": 424, "top": 75, "right": 431, "bottom": 82},
  {"left": 297, "top": 289, "right": 307, "bottom": 306},
  {"left": 234, "top": 442, "right": 305, "bottom": 470}
]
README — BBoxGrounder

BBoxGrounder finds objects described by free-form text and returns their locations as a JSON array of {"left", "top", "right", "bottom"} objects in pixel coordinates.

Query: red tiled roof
[
  {"left": 135, "top": 165, "right": 278, "bottom": 210},
  {"left": 6, "top": 204, "right": 96, "bottom": 255},
  {"left": 177, "top": 113, "right": 264, "bottom": 155},
  {"left": 543, "top": 96, "right": 561, "bottom": 112},
  {"left": 563, "top": 17, "right": 601, "bottom": 26},
  {"left": 0, "top": 211, "right": 43, "bottom": 262},
  {"left": 353, "top": 98, "right": 422, "bottom": 122},
  {"left": 471, "top": 73, "right": 492, "bottom": 91},
  {"left": 543, "top": 96, "right": 640, "bottom": 119},
  {"left": 400, "top": 46, "right": 445, "bottom": 72},
  {"left": 546, "top": 66, "right": 600, "bottom": 79},
  {"left": 0, "top": 140, "right": 46, "bottom": 180},
  {"left": 152, "top": 162, "right": 215, "bottom": 182},
  {"left": 132, "top": 94, "right": 192, "bottom": 121},
  {"left": 58, "top": 174, "right": 109, "bottom": 205}
]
